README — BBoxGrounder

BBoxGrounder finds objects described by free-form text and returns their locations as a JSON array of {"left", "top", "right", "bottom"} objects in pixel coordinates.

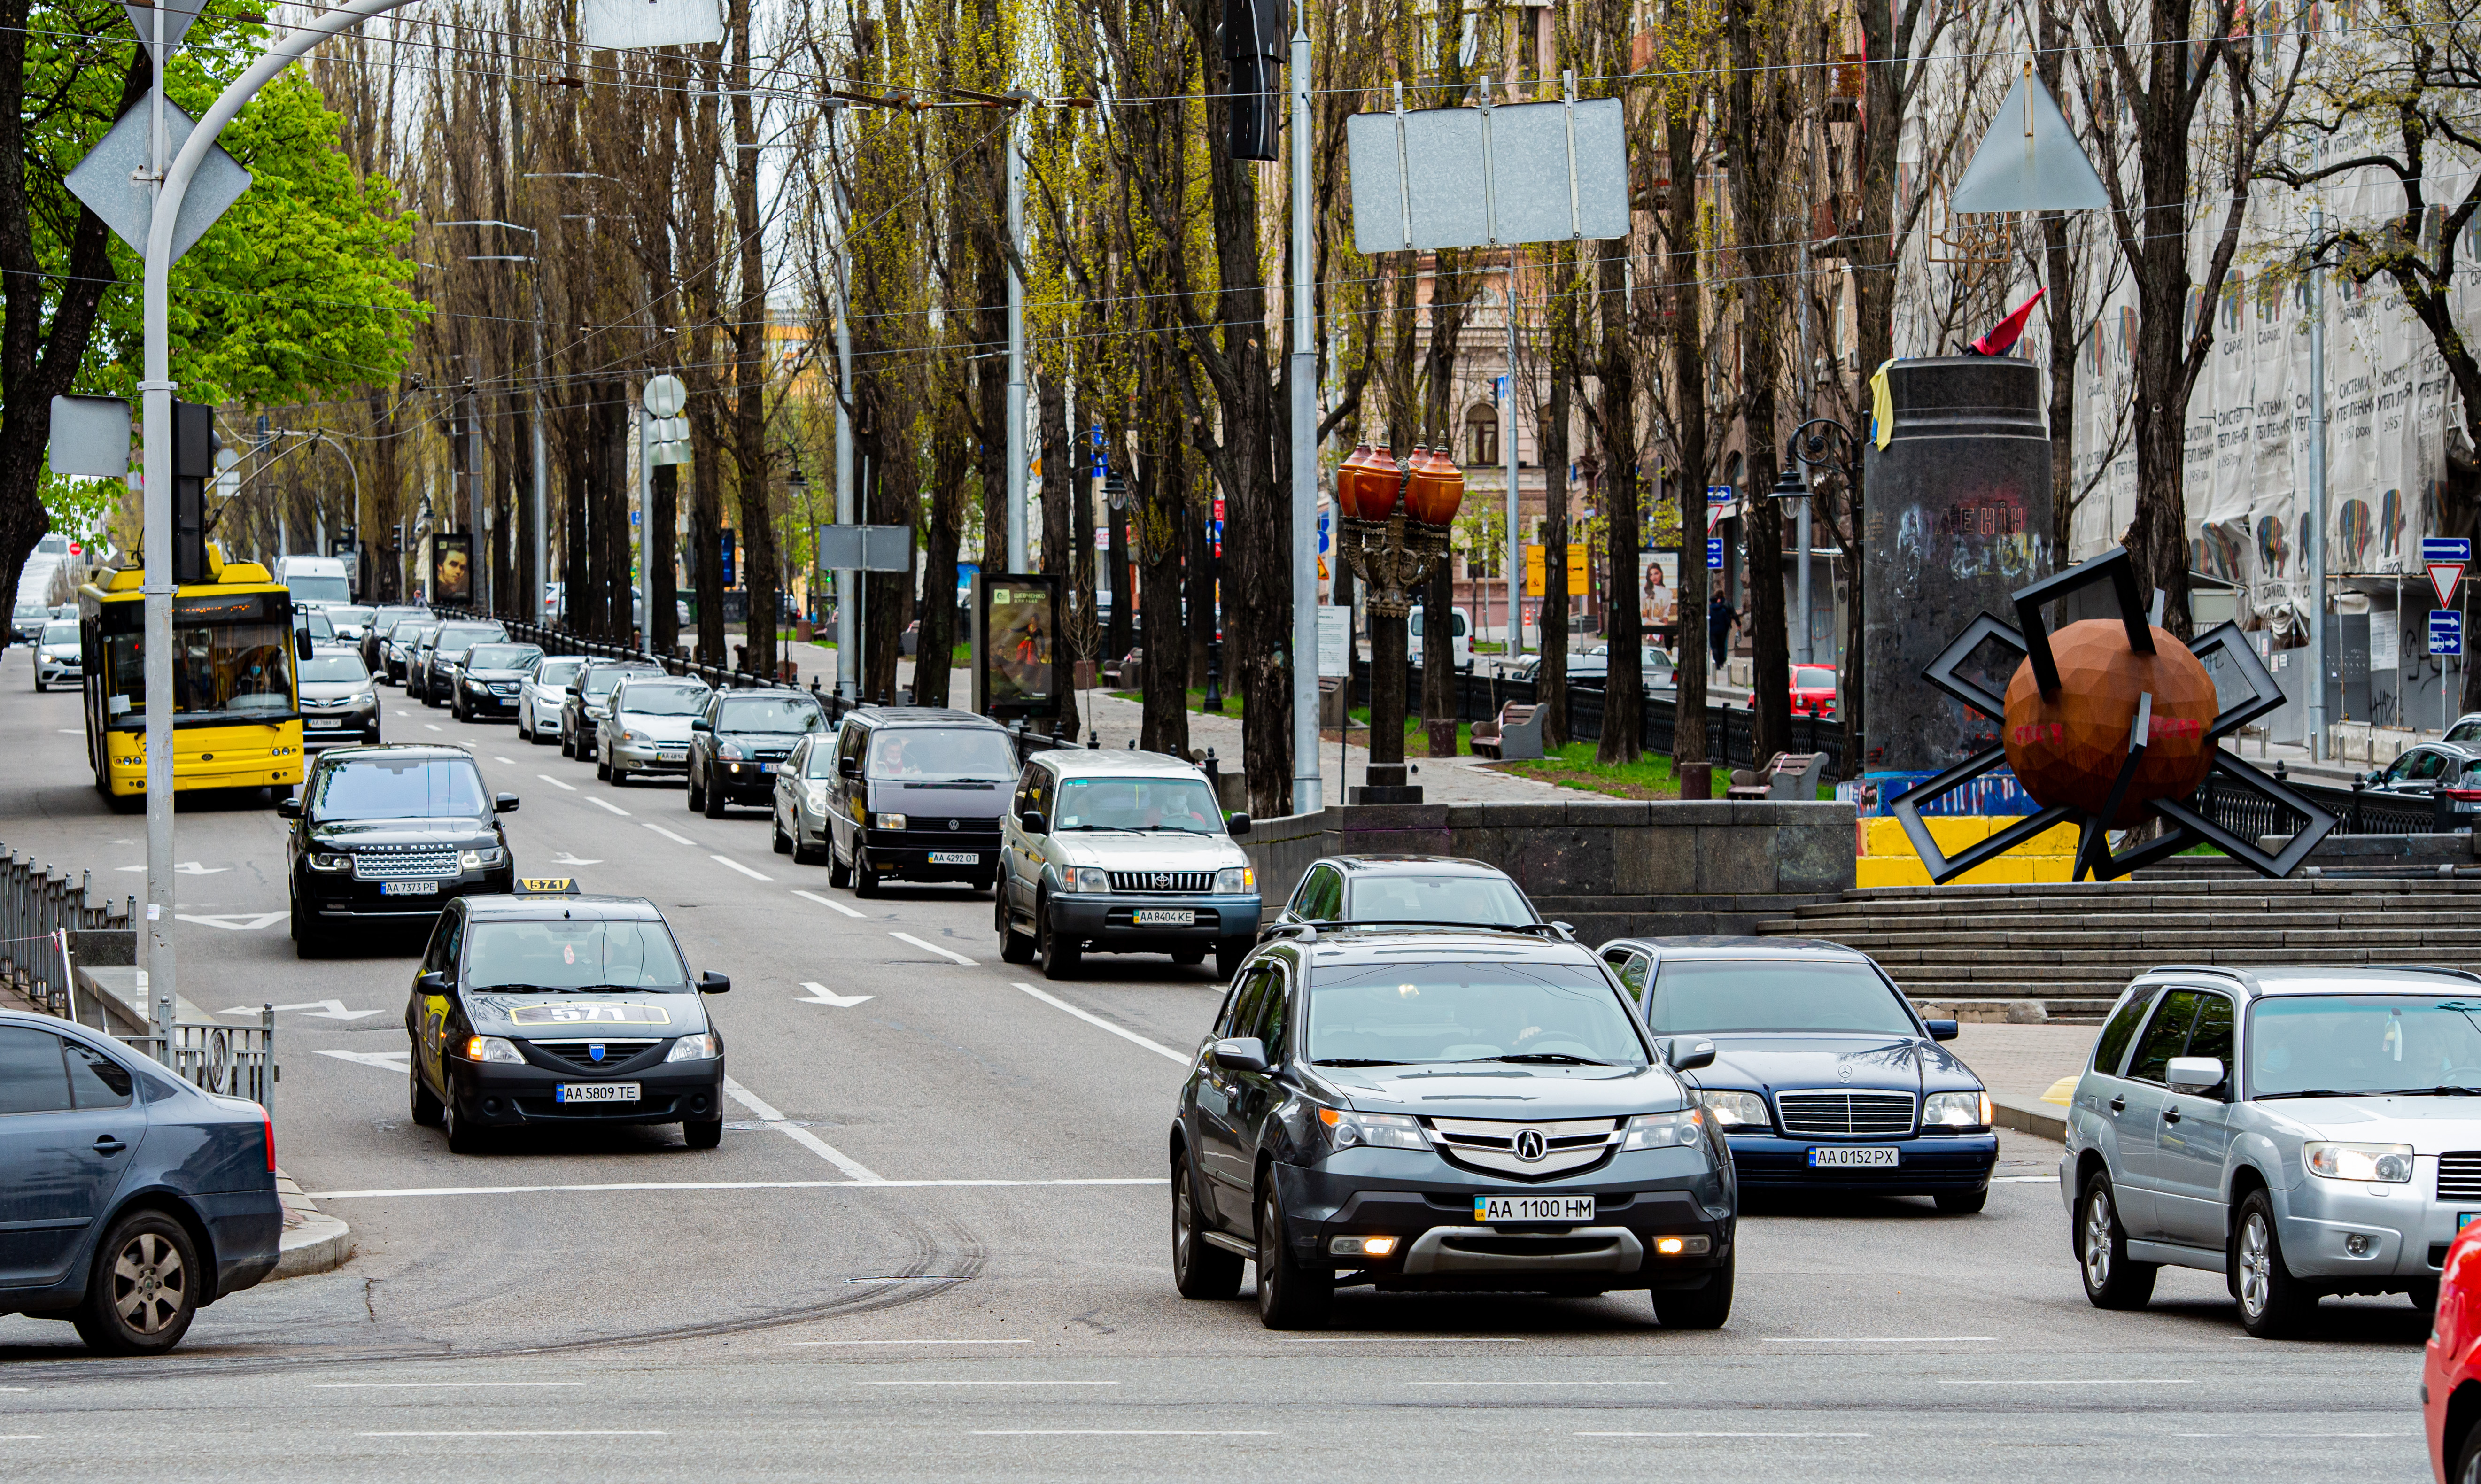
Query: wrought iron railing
[{"left": 0, "top": 847, "right": 135, "bottom": 1021}]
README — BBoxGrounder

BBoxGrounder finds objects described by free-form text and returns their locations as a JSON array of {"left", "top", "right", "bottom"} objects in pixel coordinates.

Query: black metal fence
[
  {"left": 2189, "top": 766, "right": 2450, "bottom": 838},
  {"left": 1349, "top": 664, "right": 1844, "bottom": 774}
]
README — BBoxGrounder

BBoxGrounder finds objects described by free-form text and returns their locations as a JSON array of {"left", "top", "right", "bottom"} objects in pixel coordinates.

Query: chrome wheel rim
[
  {"left": 111, "top": 1231, "right": 186, "bottom": 1335},
  {"left": 2238, "top": 1212, "right": 2272, "bottom": 1318},
  {"left": 1173, "top": 1173, "right": 1194, "bottom": 1276},
  {"left": 2082, "top": 1189, "right": 2113, "bottom": 1291}
]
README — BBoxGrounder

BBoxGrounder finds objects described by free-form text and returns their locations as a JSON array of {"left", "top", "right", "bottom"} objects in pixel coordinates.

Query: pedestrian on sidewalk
[{"left": 1707, "top": 593, "right": 1738, "bottom": 677}]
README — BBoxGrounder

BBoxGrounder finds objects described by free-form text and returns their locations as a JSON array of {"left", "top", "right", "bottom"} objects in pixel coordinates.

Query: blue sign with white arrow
[{"left": 2433, "top": 610, "right": 2464, "bottom": 657}]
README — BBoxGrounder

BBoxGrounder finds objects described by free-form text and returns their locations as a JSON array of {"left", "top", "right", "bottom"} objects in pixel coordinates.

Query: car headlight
[
  {"left": 873, "top": 811, "right": 908, "bottom": 831},
  {"left": 1213, "top": 866, "right": 1254, "bottom": 894},
  {"left": 457, "top": 846, "right": 506, "bottom": 870},
  {"left": 466, "top": 676, "right": 488, "bottom": 691},
  {"left": 719, "top": 742, "right": 745, "bottom": 761},
  {"left": 2306, "top": 1142, "right": 2415, "bottom": 1183},
  {"left": 1698, "top": 1089, "right": 1773, "bottom": 1131},
  {"left": 308, "top": 851, "right": 351, "bottom": 872},
  {"left": 665, "top": 1033, "right": 720, "bottom": 1063},
  {"left": 1318, "top": 1107, "right": 1428, "bottom": 1151},
  {"left": 1064, "top": 865, "right": 1108, "bottom": 892},
  {"left": 1625, "top": 1108, "right": 1709, "bottom": 1150},
  {"left": 1922, "top": 1090, "right": 1992, "bottom": 1129},
  {"left": 618, "top": 728, "right": 640, "bottom": 744},
  {"left": 462, "top": 1035, "right": 524, "bottom": 1064}
]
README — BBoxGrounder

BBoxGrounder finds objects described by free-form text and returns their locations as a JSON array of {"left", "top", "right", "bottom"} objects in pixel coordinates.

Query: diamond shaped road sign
[
  {"left": 1950, "top": 69, "right": 2110, "bottom": 214},
  {"left": 64, "top": 91, "right": 252, "bottom": 265}
]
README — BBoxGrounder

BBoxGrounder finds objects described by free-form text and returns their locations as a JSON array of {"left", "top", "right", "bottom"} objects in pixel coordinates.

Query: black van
[{"left": 823, "top": 708, "right": 1016, "bottom": 897}]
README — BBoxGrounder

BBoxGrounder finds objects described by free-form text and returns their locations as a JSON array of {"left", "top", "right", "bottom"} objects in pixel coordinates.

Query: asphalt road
[{"left": 0, "top": 647, "right": 2434, "bottom": 1482}]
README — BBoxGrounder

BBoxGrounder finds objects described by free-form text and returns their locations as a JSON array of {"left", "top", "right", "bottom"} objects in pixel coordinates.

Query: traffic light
[
  {"left": 1221, "top": 0, "right": 1283, "bottom": 161},
  {"left": 170, "top": 399, "right": 217, "bottom": 584},
  {"left": 389, "top": 521, "right": 404, "bottom": 554}
]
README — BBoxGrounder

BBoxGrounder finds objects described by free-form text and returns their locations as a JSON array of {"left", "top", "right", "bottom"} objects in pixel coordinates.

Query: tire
[
  {"left": 1215, "top": 940, "right": 1248, "bottom": 982},
  {"left": 853, "top": 849, "right": 882, "bottom": 898},
  {"left": 289, "top": 895, "right": 324, "bottom": 957},
  {"left": 1651, "top": 1247, "right": 1735, "bottom": 1329},
  {"left": 442, "top": 1096, "right": 489, "bottom": 1155},
  {"left": 451, "top": 696, "right": 466, "bottom": 722},
  {"left": 772, "top": 813, "right": 794, "bottom": 854},
  {"left": 1254, "top": 1180, "right": 1332, "bottom": 1329},
  {"left": 1172, "top": 1155, "right": 1243, "bottom": 1299},
  {"left": 2234, "top": 1188, "right": 2316, "bottom": 1338},
  {"left": 517, "top": 712, "right": 533, "bottom": 742},
  {"left": 828, "top": 842, "right": 852, "bottom": 889},
  {"left": 2455, "top": 1414, "right": 2481, "bottom": 1484},
  {"left": 687, "top": 770, "right": 707, "bottom": 813},
  {"left": 73, "top": 1210, "right": 200, "bottom": 1355},
  {"left": 2077, "top": 1173, "right": 2158, "bottom": 1311},
  {"left": 792, "top": 827, "right": 824, "bottom": 867},
  {"left": 702, "top": 768, "right": 727, "bottom": 819},
  {"left": 560, "top": 729, "right": 576, "bottom": 759},
  {"left": 409, "top": 1061, "right": 443, "bottom": 1127},
  {"left": 1935, "top": 1185, "right": 1990, "bottom": 1214},
  {"left": 682, "top": 1117, "right": 724, "bottom": 1150},
  {"left": 1173, "top": 949, "right": 1205, "bottom": 966},
  {"left": 597, "top": 754, "right": 612, "bottom": 782},
  {"left": 1039, "top": 905, "right": 1080, "bottom": 978},
  {"left": 33, "top": 675, "right": 44, "bottom": 692},
  {"left": 998, "top": 890, "right": 1037, "bottom": 964},
  {"left": 2410, "top": 1278, "right": 2442, "bottom": 1314}
]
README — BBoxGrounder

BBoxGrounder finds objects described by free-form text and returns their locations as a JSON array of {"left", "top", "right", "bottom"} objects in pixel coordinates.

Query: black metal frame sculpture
[{"left": 1890, "top": 547, "right": 2338, "bottom": 883}]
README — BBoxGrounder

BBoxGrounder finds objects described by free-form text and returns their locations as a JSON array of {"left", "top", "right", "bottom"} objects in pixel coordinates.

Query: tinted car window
[
  {"left": 803, "top": 740, "right": 841, "bottom": 779},
  {"left": 2126, "top": 989, "right": 2203, "bottom": 1085},
  {"left": 2184, "top": 993, "right": 2234, "bottom": 1093},
  {"left": 1605, "top": 951, "right": 1649, "bottom": 1007},
  {"left": 2249, "top": 994, "right": 2481, "bottom": 1097},
  {"left": 1306, "top": 960, "right": 1647, "bottom": 1066},
  {"left": 581, "top": 666, "right": 641, "bottom": 698},
  {"left": 465, "top": 919, "right": 690, "bottom": 990},
  {"left": 434, "top": 624, "right": 503, "bottom": 649},
  {"left": 1054, "top": 776, "right": 1221, "bottom": 833},
  {"left": 466, "top": 644, "right": 543, "bottom": 670},
  {"left": 311, "top": 756, "right": 489, "bottom": 820},
  {"left": 299, "top": 654, "right": 371, "bottom": 683},
  {"left": 868, "top": 727, "right": 1016, "bottom": 780},
  {"left": 535, "top": 658, "right": 585, "bottom": 687},
  {"left": 616, "top": 684, "right": 708, "bottom": 716},
  {"left": 717, "top": 696, "right": 825, "bottom": 733},
  {"left": 1347, "top": 873, "right": 1534, "bottom": 925},
  {"left": 40, "top": 620, "right": 78, "bottom": 645},
  {"left": 1644, "top": 958, "right": 1915, "bottom": 1036},
  {"left": 0, "top": 1026, "right": 73, "bottom": 1114},
  {"left": 1224, "top": 964, "right": 1272, "bottom": 1041},
  {"left": 2090, "top": 989, "right": 2157, "bottom": 1076},
  {"left": 65, "top": 1041, "right": 134, "bottom": 1108}
]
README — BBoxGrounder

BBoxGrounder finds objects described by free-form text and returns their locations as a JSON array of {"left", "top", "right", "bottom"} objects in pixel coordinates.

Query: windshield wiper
[
  {"left": 1313, "top": 1058, "right": 1409, "bottom": 1067},
  {"left": 2365, "top": 1085, "right": 2481, "bottom": 1097},
  {"left": 474, "top": 982, "right": 585, "bottom": 995},
  {"left": 2253, "top": 1088, "right": 2363, "bottom": 1100},
  {"left": 1054, "top": 824, "right": 1136, "bottom": 832},
  {"left": 1470, "top": 1052, "right": 1616, "bottom": 1066}
]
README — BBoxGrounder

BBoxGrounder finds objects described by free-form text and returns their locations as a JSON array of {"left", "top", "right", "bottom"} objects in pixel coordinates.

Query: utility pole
[
  {"left": 1504, "top": 242, "right": 1520, "bottom": 658},
  {"left": 141, "top": 0, "right": 172, "bottom": 1043},
  {"left": 1006, "top": 114, "right": 1029, "bottom": 571},
  {"left": 832, "top": 155, "right": 858, "bottom": 699},
  {"left": 637, "top": 397, "right": 654, "bottom": 650},
  {"left": 1794, "top": 236, "right": 1814, "bottom": 666},
  {"left": 463, "top": 380, "right": 482, "bottom": 611},
  {"left": 2306, "top": 142, "right": 2331, "bottom": 763},
  {"left": 1289, "top": 8, "right": 1319, "bottom": 814}
]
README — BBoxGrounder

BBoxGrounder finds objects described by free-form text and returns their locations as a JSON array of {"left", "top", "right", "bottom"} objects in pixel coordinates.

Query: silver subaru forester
[{"left": 2062, "top": 964, "right": 2481, "bottom": 1337}]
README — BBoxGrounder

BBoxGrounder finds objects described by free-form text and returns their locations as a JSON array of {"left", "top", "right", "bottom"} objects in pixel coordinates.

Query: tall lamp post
[{"left": 1338, "top": 448, "right": 1463, "bottom": 802}]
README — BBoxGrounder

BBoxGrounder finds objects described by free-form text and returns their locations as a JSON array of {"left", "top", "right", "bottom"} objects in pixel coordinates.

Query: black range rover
[
  {"left": 283, "top": 744, "right": 519, "bottom": 954},
  {"left": 1171, "top": 926, "right": 1738, "bottom": 1329}
]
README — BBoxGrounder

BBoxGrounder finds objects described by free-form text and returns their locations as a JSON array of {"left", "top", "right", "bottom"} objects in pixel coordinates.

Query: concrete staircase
[{"left": 1753, "top": 876, "right": 2481, "bottom": 1023}]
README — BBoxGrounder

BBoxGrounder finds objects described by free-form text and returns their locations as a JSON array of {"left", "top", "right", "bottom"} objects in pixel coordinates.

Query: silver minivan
[{"left": 2063, "top": 965, "right": 2481, "bottom": 1336}]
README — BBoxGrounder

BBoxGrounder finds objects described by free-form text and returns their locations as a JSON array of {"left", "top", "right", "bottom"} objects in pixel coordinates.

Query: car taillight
[
  {"left": 2442, "top": 788, "right": 2481, "bottom": 802},
  {"left": 262, "top": 1107, "right": 276, "bottom": 1171}
]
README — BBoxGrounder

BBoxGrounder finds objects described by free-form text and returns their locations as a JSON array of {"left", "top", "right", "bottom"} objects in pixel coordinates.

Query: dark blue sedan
[
  {"left": 1596, "top": 938, "right": 1998, "bottom": 1212},
  {"left": 0, "top": 1011, "right": 283, "bottom": 1353}
]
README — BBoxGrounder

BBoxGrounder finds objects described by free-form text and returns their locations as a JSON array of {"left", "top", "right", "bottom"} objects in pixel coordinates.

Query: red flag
[{"left": 1969, "top": 288, "right": 2046, "bottom": 356}]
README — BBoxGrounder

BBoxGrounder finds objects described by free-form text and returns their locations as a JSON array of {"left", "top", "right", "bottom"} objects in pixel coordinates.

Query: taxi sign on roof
[{"left": 516, "top": 877, "right": 581, "bottom": 895}]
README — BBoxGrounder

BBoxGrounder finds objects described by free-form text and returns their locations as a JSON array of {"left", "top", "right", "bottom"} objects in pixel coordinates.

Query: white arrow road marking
[
  {"left": 535, "top": 773, "right": 576, "bottom": 792},
  {"left": 796, "top": 981, "right": 873, "bottom": 1008},
  {"left": 172, "top": 862, "right": 229, "bottom": 875},
  {"left": 890, "top": 931, "right": 971, "bottom": 965},
  {"left": 551, "top": 852, "right": 601, "bottom": 866},
  {"left": 792, "top": 889, "right": 866, "bottom": 920},
  {"left": 316, "top": 1048, "right": 412, "bottom": 1073},
  {"left": 712, "top": 855, "right": 772, "bottom": 882},
  {"left": 1011, "top": 982, "right": 1186, "bottom": 1064},
  {"left": 586, "top": 797, "right": 629, "bottom": 817},
  {"left": 175, "top": 911, "right": 288, "bottom": 931},
  {"left": 220, "top": 999, "right": 385, "bottom": 1020},
  {"left": 721, "top": 1076, "right": 880, "bottom": 1183}
]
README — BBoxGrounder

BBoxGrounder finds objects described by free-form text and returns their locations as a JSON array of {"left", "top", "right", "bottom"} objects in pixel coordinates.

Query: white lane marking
[
  {"left": 2172, "top": 1432, "right": 2403, "bottom": 1438},
  {"left": 1279, "top": 1337, "right": 1525, "bottom": 1344},
  {"left": 786, "top": 1340, "right": 1032, "bottom": 1347},
  {"left": 56, "top": 728, "right": 80, "bottom": 734},
  {"left": 552, "top": 853, "right": 600, "bottom": 866},
  {"left": 1409, "top": 1381, "right": 1669, "bottom": 1387},
  {"left": 1948, "top": 1378, "right": 2192, "bottom": 1385},
  {"left": 308, "top": 1178, "right": 1164, "bottom": 1199},
  {"left": 797, "top": 982, "right": 873, "bottom": 1008},
  {"left": 892, "top": 931, "right": 971, "bottom": 965},
  {"left": 1011, "top": 982, "right": 1186, "bottom": 1065},
  {"left": 1993, "top": 1175, "right": 2058, "bottom": 1183},
  {"left": 1580, "top": 1432, "right": 1869, "bottom": 1439},
  {"left": 1761, "top": 1337, "right": 1993, "bottom": 1344},
  {"left": 176, "top": 912, "right": 287, "bottom": 932},
  {"left": 317, "top": 1049, "right": 413, "bottom": 1073},
  {"left": 793, "top": 889, "right": 866, "bottom": 920},
  {"left": 315, "top": 1382, "right": 587, "bottom": 1390},
  {"left": 712, "top": 855, "right": 773, "bottom": 882},
  {"left": 0, "top": 1435, "right": 44, "bottom": 1439},
  {"left": 722, "top": 1076, "right": 880, "bottom": 1183},
  {"left": 222, "top": 999, "right": 382, "bottom": 1021},
  {"left": 974, "top": 1431, "right": 1272, "bottom": 1438},
  {"left": 423, "top": 724, "right": 442, "bottom": 732},
  {"left": 363, "top": 1431, "right": 665, "bottom": 1438},
  {"left": 585, "top": 797, "right": 630, "bottom": 817},
  {"left": 495, "top": 757, "right": 515, "bottom": 765},
  {"left": 536, "top": 773, "right": 577, "bottom": 792},
  {"left": 871, "top": 1380, "right": 1117, "bottom": 1387},
  {"left": 643, "top": 823, "right": 695, "bottom": 845}
]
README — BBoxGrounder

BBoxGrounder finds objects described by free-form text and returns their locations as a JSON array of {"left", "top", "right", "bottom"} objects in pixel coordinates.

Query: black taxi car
[
  {"left": 404, "top": 882, "right": 731, "bottom": 1152},
  {"left": 284, "top": 744, "right": 518, "bottom": 955},
  {"left": 1172, "top": 923, "right": 1737, "bottom": 1329}
]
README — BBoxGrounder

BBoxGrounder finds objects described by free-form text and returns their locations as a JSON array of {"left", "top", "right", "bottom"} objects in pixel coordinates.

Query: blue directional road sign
[
  {"left": 1707, "top": 537, "right": 1724, "bottom": 570},
  {"left": 2433, "top": 610, "right": 2464, "bottom": 657},
  {"left": 2425, "top": 537, "right": 2472, "bottom": 563}
]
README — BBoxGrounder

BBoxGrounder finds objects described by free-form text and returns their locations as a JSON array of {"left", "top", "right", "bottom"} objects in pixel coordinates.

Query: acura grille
[
  {"left": 1427, "top": 1116, "right": 1623, "bottom": 1181},
  {"left": 1774, "top": 1090, "right": 1917, "bottom": 1137}
]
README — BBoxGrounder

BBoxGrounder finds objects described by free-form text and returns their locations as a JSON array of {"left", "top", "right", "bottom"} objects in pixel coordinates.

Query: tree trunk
[
  {"left": 1727, "top": 0, "right": 1791, "bottom": 764},
  {"left": 1539, "top": 244, "right": 1573, "bottom": 748},
  {"left": 1039, "top": 376, "right": 1081, "bottom": 739},
  {"left": 1666, "top": 100, "right": 1712, "bottom": 784},
  {"left": 1141, "top": 410, "right": 1192, "bottom": 757},
  {"left": 727, "top": 0, "right": 776, "bottom": 674},
  {"left": 1594, "top": 242, "right": 1642, "bottom": 765},
  {"left": 915, "top": 409, "right": 968, "bottom": 710},
  {"left": 651, "top": 463, "right": 679, "bottom": 655}
]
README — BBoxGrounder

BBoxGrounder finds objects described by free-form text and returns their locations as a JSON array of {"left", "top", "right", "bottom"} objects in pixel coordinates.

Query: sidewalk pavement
[
  {"left": 1951, "top": 1021, "right": 2094, "bottom": 1142},
  {"left": 273, "top": 1168, "right": 353, "bottom": 1280}
]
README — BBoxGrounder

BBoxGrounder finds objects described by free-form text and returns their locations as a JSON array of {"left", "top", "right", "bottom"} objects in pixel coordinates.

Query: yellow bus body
[{"left": 78, "top": 553, "right": 306, "bottom": 799}]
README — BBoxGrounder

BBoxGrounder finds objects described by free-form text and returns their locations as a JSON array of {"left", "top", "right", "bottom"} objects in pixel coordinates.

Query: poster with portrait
[
  {"left": 429, "top": 533, "right": 473, "bottom": 607},
  {"left": 1640, "top": 551, "right": 1679, "bottom": 633},
  {"left": 972, "top": 571, "right": 1060, "bottom": 721}
]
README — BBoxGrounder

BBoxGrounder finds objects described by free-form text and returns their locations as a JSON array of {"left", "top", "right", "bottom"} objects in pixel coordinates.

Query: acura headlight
[
  {"left": 457, "top": 846, "right": 506, "bottom": 870},
  {"left": 872, "top": 812, "right": 908, "bottom": 831},
  {"left": 1625, "top": 1109, "right": 1709, "bottom": 1150},
  {"left": 308, "top": 851, "right": 351, "bottom": 872},
  {"left": 1318, "top": 1108, "right": 1428, "bottom": 1151},
  {"left": 462, "top": 1035, "right": 524, "bottom": 1064},
  {"left": 1922, "top": 1090, "right": 1992, "bottom": 1129},
  {"left": 1064, "top": 866, "right": 1109, "bottom": 892},
  {"left": 1213, "top": 866, "right": 1254, "bottom": 894},
  {"left": 1698, "top": 1090, "right": 1773, "bottom": 1131},
  {"left": 2306, "top": 1142, "right": 2415, "bottom": 1183},
  {"left": 665, "top": 1033, "right": 720, "bottom": 1063}
]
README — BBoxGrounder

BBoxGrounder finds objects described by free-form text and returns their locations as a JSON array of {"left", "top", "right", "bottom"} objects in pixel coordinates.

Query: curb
[
  {"left": 1992, "top": 1093, "right": 2067, "bottom": 1144},
  {"left": 270, "top": 1168, "right": 354, "bottom": 1281}
]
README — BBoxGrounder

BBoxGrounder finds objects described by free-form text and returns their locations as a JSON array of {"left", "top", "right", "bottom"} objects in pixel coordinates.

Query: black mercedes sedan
[
  {"left": 1596, "top": 937, "right": 1996, "bottom": 1211},
  {"left": 405, "top": 887, "right": 730, "bottom": 1152},
  {"left": 283, "top": 744, "right": 519, "bottom": 955},
  {"left": 686, "top": 688, "right": 829, "bottom": 817}
]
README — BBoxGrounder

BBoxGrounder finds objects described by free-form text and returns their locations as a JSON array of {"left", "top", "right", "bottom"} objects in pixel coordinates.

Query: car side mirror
[
  {"left": 1226, "top": 812, "right": 1252, "bottom": 837},
  {"left": 296, "top": 626, "right": 314, "bottom": 661},
  {"left": 2166, "top": 1055, "right": 2225, "bottom": 1094},
  {"left": 1667, "top": 1038, "right": 1716, "bottom": 1072},
  {"left": 495, "top": 792, "right": 520, "bottom": 813},
  {"left": 691, "top": 717, "right": 712, "bottom": 731},
  {"left": 1211, "top": 1036, "right": 1268, "bottom": 1074},
  {"left": 416, "top": 970, "right": 450, "bottom": 995},
  {"left": 1020, "top": 810, "right": 1046, "bottom": 834},
  {"left": 698, "top": 970, "right": 731, "bottom": 994},
  {"left": 1924, "top": 1018, "right": 1960, "bottom": 1042}
]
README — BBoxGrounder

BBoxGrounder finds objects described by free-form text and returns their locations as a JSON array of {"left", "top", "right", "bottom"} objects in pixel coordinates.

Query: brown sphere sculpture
[{"left": 2000, "top": 618, "right": 2217, "bottom": 826}]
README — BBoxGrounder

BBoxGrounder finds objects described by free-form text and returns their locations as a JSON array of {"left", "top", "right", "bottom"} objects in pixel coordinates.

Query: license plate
[
  {"left": 1474, "top": 1195, "right": 1596, "bottom": 1223},
  {"left": 555, "top": 1082, "right": 640, "bottom": 1104},
  {"left": 761, "top": 762, "right": 778, "bottom": 773},
  {"left": 307, "top": 719, "right": 341, "bottom": 729},
  {"left": 381, "top": 880, "right": 439, "bottom": 896},
  {"left": 1134, "top": 908, "right": 1196, "bottom": 926},
  {"left": 659, "top": 748, "right": 687, "bottom": 760},
  {"left": 1809, "top": 1146, "right": 1900, "bottom": 1168},
  {"left": 928, "top": 851, "right": 980, "bottom": 865},
  {"left": 2461, "top": 1212, "right": 2481, "bottom": 1230}
]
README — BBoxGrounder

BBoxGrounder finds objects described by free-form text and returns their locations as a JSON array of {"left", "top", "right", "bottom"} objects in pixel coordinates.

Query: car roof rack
[
  {"left": 2388, "top": 964, "right": 2481, "bottom": 985},
  {"left": 2141, "top": 964, "right": 2258, "bottom": 989}
]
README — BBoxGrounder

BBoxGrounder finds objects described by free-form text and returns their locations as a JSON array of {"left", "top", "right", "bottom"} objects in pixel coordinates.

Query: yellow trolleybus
[{"left": 78, "top": 549, "right": 308, "bottom": 804}]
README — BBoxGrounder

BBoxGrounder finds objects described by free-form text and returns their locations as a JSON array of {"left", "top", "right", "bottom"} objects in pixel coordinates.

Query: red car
[
  {"left": 1791, "top": 665, "right": 1837, "bottom": 718},
  {"left": 2428, "top": 1223, "right": 2481, "bottom": 1479}
]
